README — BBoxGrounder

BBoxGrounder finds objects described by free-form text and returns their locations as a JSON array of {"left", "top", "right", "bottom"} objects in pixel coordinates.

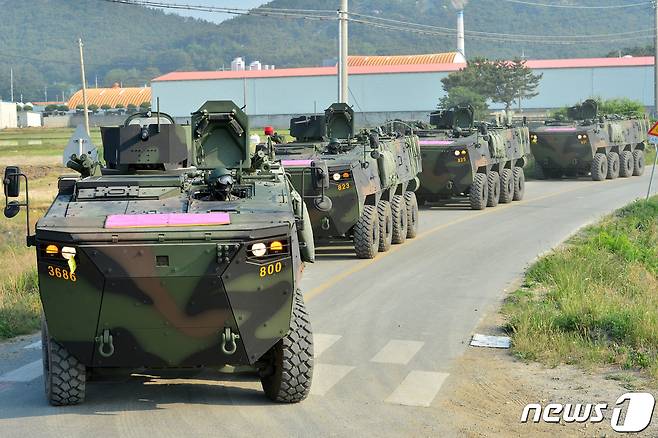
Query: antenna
[{"left": 157, "top": 97, "right": 161, "bottom": 133}]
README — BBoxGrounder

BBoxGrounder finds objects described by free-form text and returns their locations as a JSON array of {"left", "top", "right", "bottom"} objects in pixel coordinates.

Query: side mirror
[
  {"left": 4, "top": 200, "right": 20, "bottom": 218},
  {"left": 370, "top": 150, "right": 381, "bottom": 160},
  {"left": 3, "top": 166, "right": 21, "bottom": 198}
]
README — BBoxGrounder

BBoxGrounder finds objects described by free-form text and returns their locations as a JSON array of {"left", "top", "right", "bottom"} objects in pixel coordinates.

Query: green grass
[
  {"left": 0, "top": 127, "right": 103, "bottom": 157},
  {"left": 503, "top": 196, "right": 658, "bottom": 383}
]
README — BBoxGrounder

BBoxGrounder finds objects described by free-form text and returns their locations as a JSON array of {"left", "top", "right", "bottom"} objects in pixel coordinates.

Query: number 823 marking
[{"left": 259, "top": 262, "right": 283, "bottom": 277}]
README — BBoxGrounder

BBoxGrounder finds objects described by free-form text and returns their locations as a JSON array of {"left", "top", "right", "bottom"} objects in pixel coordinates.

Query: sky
[{"left": 156, "top": 0, "right": 269, "bottom": 23}]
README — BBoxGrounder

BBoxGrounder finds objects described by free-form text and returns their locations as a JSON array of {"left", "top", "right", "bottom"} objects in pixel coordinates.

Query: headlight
[
  {"left": 461, "top": 150, "right": 467, "bottom": 155},
  {"left": 577, "top": 135, "right": 582, "bottom": 140},
  {"left": 61, "top": 247, "right": 76, "bottom": 260},
  {"left": 332, "top": 173, "right": 341, "bottom": 181},
  {"left": 454, "top": 150, "right": 461, "bottom": 156},
  {"left": 250, "top": 243, "right": 267, "bottom": 257}
]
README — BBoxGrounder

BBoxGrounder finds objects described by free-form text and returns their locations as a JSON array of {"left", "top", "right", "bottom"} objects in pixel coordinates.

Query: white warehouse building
[{"left": 151, "top": 54, "right": 655, "bottom": 127}]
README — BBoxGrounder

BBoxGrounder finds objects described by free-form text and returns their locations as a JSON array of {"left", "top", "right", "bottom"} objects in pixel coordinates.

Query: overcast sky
[{"left": 156, "top": 0, "right": 269, "bottom": 23}]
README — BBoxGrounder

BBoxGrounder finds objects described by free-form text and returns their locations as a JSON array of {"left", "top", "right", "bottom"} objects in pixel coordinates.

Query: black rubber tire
[
  {"left": 591, "top": 153, "right": 608, "bottom": 181},
  {"left": 261, "top": 291, "right": 314, "bottom": 403},
  {"left": 353, "top": 205, "right": 379, "bottom": 259},
  {"left": 513, "top": 167, "right": 525, "bottom": 201},
  {"left": 377, "top": 200, "right": 393, "bottom": 252},
  {"left": 633, "top": 149, "right": 645, "bottom": 176},
  {"left": 469, "top": 173, "right": 488, "bottom": 210},
  {"left": 619, "top": 150, "right": 634, "bottom": 178},
  {"left": 42, "top": 317, "right": 86, "bottom": 406},
  {"left": 499, "top": 169, "right": 514, "bottom": 204},
  {"left": 606, "top": 151, "right": 619, "bottom": 179},
  {"left": 404, "top": 191, "right": 419, "bottom": 239},
  {"left": 486, "top": 171, "right": 500, "bottom": 208},
  {"left": 391, "top": 195, "right": 408, "bottom": 244}
]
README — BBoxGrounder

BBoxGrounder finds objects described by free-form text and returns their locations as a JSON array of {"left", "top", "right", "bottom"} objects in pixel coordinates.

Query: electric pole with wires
[{"left": 338, "top": 0, "right": 348, "bottom": 104}]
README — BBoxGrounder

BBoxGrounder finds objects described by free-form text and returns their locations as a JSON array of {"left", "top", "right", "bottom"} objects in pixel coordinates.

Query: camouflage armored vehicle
[
  {"left": 530, "top": 99, "right": 649, "bottom": 181},
  {"left": 398, "top": 105, "right": 530, "bottom": 210},
  {"left": 2, "top": 103, "right": 315, "bottom": 406},
  {"left": 274, "top": 103, "right": 422, "bottom": 259}
]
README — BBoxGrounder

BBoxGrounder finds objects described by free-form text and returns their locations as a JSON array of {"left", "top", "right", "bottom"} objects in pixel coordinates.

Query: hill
[{"left": 0, "top": 0, "right": 652, "bottom": 102}]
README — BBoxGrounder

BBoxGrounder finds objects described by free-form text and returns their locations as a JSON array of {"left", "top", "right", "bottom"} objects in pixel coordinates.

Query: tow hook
[
  {"left": 96, "top": 329, "right": 115, "bottom": 358},
  {"left": 221, "top": 327, "right": 240, "bottom": 355},
  {"left": 321, "top": 217, "right": 330, "bottom": 230}
]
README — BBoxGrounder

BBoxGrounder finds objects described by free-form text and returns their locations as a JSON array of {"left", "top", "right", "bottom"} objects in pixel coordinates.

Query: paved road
[{"left": 0, "top": 171, "right": 656, "bottom": 437}]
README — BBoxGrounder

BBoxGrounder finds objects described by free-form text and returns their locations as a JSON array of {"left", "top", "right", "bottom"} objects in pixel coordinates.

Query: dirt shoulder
[{"left": 438, "top": 309, "right": 657, "bottom": 437}]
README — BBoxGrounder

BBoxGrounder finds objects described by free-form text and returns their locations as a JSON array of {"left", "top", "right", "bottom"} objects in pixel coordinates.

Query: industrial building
[
  {"left": 151, "top": 54, "right": 655, "bottom": 127},
  {"left": 0, "top": 102, "right": 18, "bottom": 129}
]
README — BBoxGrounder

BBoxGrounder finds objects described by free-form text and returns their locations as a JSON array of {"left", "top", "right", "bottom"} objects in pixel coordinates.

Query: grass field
[
  {"left": 504, "top": 196, "right": 658, "bottom": 385},
  {"left": 0, "top": 127, "right": 103, "bottom": 157}
]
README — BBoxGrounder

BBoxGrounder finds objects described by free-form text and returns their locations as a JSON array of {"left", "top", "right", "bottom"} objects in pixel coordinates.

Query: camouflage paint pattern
[
  {"left": 276, "top": 104, "right": 422, "bottom": 240},
  {"left": 413, "top": 124, "right": 530, "bottom": 202},
  {"left": 530, "top": 119, "right": 649, "bottom": 174},
  {"left": 32, "top": 102, "right": 306, "bottom": 370}
]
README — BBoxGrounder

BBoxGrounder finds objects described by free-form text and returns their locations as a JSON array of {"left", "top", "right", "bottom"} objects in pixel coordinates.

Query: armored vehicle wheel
[
  {"left": 377, "top": 200, "right": 393, "bottom": 252},
  {"left": 499, "top": 169, "right": 514, "bottom": 204},
  {"left": 591, "top": 153, "right": 608, "bottom": 181},
  {"left": 354, "top": 205, "right": 380, "bottom": 259},
  {"left": 260, "top": 291, "right": 313, "bottom": 403},
  {"left": 619, "top": 151, "right": 634, "bottom": 178},
  {"left": 513, "top": 167, "right": 525, "bottom": 201},
  {"left": 486, "top": 172, "right": 500, "bottom": 208},
  {"left": 606, "top": 152, "right": 620, "bottom": 179},
  {"left": 469, "top": 173, "right": 488, "bottom": 210},
  {"left": 42, "top": 317, "right": 86, "bottom": 406},
  {"left": 404, "top": 192, "right": 419, "bottom": 239},
  {"left": 391, "top": 195, "right": 408, "bottom": 244},
  {"left": 633, "top": 149, "right": 645, "bottom": 176}
]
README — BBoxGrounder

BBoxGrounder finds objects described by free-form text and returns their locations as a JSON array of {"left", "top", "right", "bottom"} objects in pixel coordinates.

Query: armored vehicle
[
  {"left": 400, "top": 106, "right": 530, "bottom": 210},
  {"left": 2, "top": 103, "right": 314, "bottom": 406},
  {"left": 530, "top": 99, "right": 649, "bottom": 181},
  {"left": 274, "top": 103, "right": 422, "bottom": 259}
]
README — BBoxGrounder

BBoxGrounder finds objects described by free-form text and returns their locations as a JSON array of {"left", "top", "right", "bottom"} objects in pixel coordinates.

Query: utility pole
[
  {"left": 10, "top": 67, "right": 14, "bottom": 102},
  {"left": 338, "top": 0, "right": 348, "bottom": 103},
  {"left": 655, "top": 0, "right": 658, "bottom": 117},
  {"left": 44, "top": 85, "right": 48, "bottom": 102},
  {"left": 78, "top": 38, "right": 90, "bottom": 135}
]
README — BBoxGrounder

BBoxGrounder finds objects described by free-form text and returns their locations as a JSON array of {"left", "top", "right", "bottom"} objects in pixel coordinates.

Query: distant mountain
[{"left": 0, "top": 0, "right": 652, "bottom": 102}]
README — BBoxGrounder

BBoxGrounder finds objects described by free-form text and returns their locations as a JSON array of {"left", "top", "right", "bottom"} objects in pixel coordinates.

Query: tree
[
  {"left": 139, "top": 101, "right": 151, "bottom": 110},
  {"left": 58, "top": 105, "right": 69, "bottom": 112},
  {"left": 489, "top": 59, "right": 542, "bottom": 118},
  {"left": 440, "top": 58, "right": 542, "bottom": 121},
  {"left": 114, "top": 103, "right": 125, "bottom": 109},
  {"left": 23, "top": 105, "right": 33, "bottom": 112},
  {"left": 439, "top": 86, "right": 489, "bottom": 120},
  {"left": 88, "top": 104, "right": 99, "bottom": 114},
  {"left": 45, "top": 104, "right": 58, "bottom": 112},
  {"left": 126, "top": 103, "right": 137, "bottom": 113},
  {"left": 101, "top": 104, "right": 111, "bottom": 114}
]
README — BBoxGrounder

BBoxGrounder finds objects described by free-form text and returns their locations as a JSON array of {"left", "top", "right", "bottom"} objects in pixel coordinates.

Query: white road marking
[
  {"left": 309, "top": 364, "right": 354, "bottom": 396},
  {"left": 370, "top": 340, "right": 424, "bottom": 365},
  {"left": 385, "top": 371, "right": 449, "bottom": 407},
  {"left": 0, "top": 360, "right": 42, "bottom": 383},
  {"left": 313, "top": 334, "right": 341, "bottom": 358},
  {"left": 24, "top": 341, "right": 42, "bottom": 350}
]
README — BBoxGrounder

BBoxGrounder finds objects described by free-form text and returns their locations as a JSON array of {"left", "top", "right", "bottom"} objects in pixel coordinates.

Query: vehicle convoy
[
  {"left": 2, "top": 103, "right": 315, "bottom": 406},
  {"left": 274, "top": 103, "right": 422, "bottom": 259},
  {"left": 398, "top": 106, "right": 530, "bottom": 210},
  {"left": 529, "top": 99, "right": 649, "bottom": 181}
]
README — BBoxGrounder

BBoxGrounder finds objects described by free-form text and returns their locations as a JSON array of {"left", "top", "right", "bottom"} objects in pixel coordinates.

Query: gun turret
[
  {"left": 289, "top": 103, "right": 355, "bottom": 142},
  {"left": 101, "top": 111, "right": 189, "bottom": 172},
  {"left": 429, "top": 105, "right": 474, "bottom": 131},
  {"left": 567, "top": 99, "right": 598, "bottom": 121}
]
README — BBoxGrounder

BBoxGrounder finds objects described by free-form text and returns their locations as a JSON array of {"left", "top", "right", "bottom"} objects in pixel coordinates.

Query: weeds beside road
[{"left": 505, "top": 196, "right": 658, "bottom": 383}]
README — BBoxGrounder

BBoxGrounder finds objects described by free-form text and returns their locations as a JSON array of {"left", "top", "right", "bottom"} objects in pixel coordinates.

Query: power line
[
  {"left": 478, "top": 0, "right": 653, "bottom": 9},
  {"left": 349, "top": 11, "right": 654, "bottom": 41}
]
